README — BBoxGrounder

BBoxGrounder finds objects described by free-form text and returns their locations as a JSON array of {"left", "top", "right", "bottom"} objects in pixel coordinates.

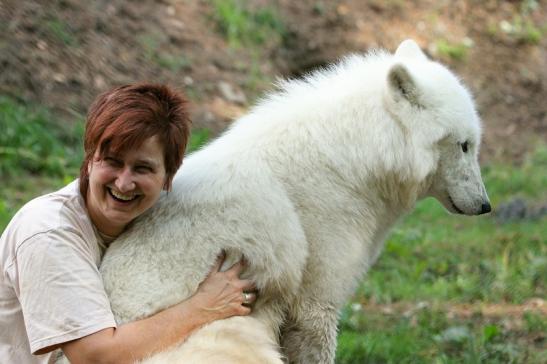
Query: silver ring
[{"left": 242, "top": 292, "right": 252, "bottom": 304}]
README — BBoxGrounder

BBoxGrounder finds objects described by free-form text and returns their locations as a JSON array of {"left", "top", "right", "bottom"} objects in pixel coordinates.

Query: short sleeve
[{"left": 14, "top": 229, "right": 117, "bottom": 354}]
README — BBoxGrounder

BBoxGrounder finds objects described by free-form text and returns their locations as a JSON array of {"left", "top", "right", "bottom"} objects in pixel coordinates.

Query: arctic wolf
[{"left": 99, "top": 39, "right": 490, "bottom": 364}]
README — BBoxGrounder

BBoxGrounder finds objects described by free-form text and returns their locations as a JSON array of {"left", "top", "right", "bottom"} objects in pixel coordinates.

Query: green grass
[
  {"left": 0, "top": 96, "right": 83, "bottom": 179},
  {"left": 436, "top": 39, "right": 469, "bottom": 62},
  {"left": 0, "top": 96, "right": 83, "bottom": 229},
  {"left": 337, "top": 305, "right": 546, "bottom": 363},
  {"left": 211, "top": 0, "right": 286, "bottom": 48},
  {"left": 45, "top": 18, "right": 78, "bottom": 46},
  {"left": 494, "top": 1, "right": 544, "bottom": 45},
  {"left": 338, "top": 146, "right": 547, "bottom": 363},
  {"left": 187, "top": 128, "right": 211, "bottom": 153},
  {"left": 138, "top": 32, "right": 193, "bottom": 72},
  {"left": 502, "top": 16, "right": 544, "bottom": 45},
  {"left": 209, "top": 0, "right": 284, "bottom": 94}
]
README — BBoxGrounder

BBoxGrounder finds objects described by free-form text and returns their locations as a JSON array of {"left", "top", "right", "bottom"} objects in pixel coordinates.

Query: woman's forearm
[
  {"left": 61, "top": 297, "right": 211, "bottom": 364},
  {"left": 61, "top": 257, "right": 255, "bottom": 363}
]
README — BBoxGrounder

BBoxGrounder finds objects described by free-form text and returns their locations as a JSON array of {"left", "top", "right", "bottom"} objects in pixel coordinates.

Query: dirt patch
[
  {"left": 359, "top": 298, "right": 546, "bottom": 344},
  {"left": 1, "top": 0, "right": 545, "bottom": 163},
  {"left": 361, "top": 298, "right": 547, "bottom": 319}
]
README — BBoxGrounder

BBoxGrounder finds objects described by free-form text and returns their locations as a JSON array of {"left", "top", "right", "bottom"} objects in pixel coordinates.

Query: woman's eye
[
  {"left": 105, "top": 157, "right": 122, "bottom": 167},
  {"left": 136, "top": 166, "right": 152, "bottom": 173},
  {"left": 461, "top": 141, "right": 469, "bottom": 153}
]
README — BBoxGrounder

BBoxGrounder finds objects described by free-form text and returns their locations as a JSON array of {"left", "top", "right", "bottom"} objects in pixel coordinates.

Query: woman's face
[{"left": 86, "top": 135, "right": 167, "bottom": 237}]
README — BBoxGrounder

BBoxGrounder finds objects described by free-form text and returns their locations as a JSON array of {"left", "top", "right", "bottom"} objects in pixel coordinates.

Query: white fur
[
  {"left": 98, "top": 40, "right": 489, "bottom": 364},
  {"left": 137, "top": 317, "right": 283, "bottom": 364}
]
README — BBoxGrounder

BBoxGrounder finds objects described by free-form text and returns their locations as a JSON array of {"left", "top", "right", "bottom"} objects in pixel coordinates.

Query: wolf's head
[{"left": 385, "top": 39, "right": 491, "bottom": 215}]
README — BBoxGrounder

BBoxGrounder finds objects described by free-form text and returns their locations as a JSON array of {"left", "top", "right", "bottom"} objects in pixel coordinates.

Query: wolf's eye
[{"left": 461, "top": 141, "right": 469, "bottom": 153}]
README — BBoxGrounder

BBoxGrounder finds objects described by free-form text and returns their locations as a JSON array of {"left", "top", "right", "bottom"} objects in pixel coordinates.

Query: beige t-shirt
[{"left": 0, "top": 180, "right": 117, "bottom": 363}]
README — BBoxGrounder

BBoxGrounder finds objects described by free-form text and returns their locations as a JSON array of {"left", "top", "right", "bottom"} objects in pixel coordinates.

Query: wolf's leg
[{"left": 281, "top": 301, "right": 338, "bottom": 364}]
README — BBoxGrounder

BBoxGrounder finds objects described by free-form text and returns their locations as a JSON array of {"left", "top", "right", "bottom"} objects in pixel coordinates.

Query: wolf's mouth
[{"left": 447, "top": 194, "right": 464, "bottom": 214}]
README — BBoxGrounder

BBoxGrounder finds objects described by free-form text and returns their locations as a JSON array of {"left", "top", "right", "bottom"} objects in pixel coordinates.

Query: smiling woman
[
  {"left": 80, "top": 84, "right": 188, "bottom": 239},
  {"left": 0, "top": 83, "right": 259, "bottom": 364},
  {"left": 79, "top": 83, "right": 189, "bottom": 203},
  {"left": 86, "top": 136, "right": 168, "bottom": 238}
]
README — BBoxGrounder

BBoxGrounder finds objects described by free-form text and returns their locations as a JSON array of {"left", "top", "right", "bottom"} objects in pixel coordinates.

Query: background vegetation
[{"left": 1, "top": 0, "right": 545, "bottom": 363}]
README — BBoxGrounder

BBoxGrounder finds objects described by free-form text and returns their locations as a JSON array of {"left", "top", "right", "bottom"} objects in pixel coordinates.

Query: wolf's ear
[
  {"left": 395, "top": 39, "right": 427, "bottom": 61},
  {"left": 387, "top": 64, "right": 423, "bottom": 107}
]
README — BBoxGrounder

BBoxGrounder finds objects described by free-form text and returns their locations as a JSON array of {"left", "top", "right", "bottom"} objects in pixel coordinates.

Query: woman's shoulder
[
  {"left": 20, "top": 179, "right": 82, "bottom": 216},
  {"left": 2, "top": 180, "right": 91, "bottom": 245}
]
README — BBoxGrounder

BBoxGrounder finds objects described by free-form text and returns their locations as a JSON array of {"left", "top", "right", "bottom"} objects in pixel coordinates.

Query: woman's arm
[{"left": 59, "top": 256, "right": 257, "bottom": 364}]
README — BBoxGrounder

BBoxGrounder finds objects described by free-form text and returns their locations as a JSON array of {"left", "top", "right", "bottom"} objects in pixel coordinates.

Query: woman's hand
[
  {"left": 189, "top": 253, "right": 257, "bottom": 323},
  {"left": 61, "top": 253, "right": 257, "bottom": 363}
]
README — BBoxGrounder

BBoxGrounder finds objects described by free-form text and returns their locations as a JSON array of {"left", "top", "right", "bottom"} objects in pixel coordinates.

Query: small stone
[
  {"left": 37, "top": 40, "right": 47, "bottom": 50},
  {"left": 217, "top": 81, "right": 247, "bottom": 104},
  {"left": 462, "top": 37, "right": 474, "bottom": 47},
  {"left": 500, "top": 20, "right": 513, "bottom": 33},
  {"left": 53, "top": 73, "right": 66, "bottom": 83},
  {"left": 337, "top": 4, "right": 349, "bottom": 16},
  {"left": 183, "top": 76, "right": 193, "bottom": 86},
  {"left": 94, "top": 75, "right": 106, "bottom": 89}
]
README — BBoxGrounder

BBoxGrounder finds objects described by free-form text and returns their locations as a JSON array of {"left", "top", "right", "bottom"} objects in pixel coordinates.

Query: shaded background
[{"left": 1, "top": 0, "right": 546, "bottom": 363}]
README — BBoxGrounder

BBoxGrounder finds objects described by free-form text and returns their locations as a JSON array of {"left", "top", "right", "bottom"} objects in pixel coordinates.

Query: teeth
[{"left": 109, "top": 188, "right": 138, "bottom": 201}]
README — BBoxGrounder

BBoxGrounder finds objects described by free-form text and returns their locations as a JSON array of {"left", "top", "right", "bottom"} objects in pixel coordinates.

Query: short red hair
[{"left": 79, "top": 83, "right": 191, "bottom": 200}]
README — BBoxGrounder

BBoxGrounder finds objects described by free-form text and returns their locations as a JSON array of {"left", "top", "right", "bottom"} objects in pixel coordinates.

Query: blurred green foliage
[
  {"left": 212, "top": 0, "right": 286, "bottom": 47},
  {"left": 45, "top": 17, "right": 78, "bottom": 46},
  {"left": 489, "top": 0, "right": 545, "bottom": 45},
  {"left": 138, "top": 32, "right": 193, "bottom": 72},
  {"left": 436, "top": 39, "right": 469, "bottom": 61},
  {"left": 0, "top": 96, "right": 83, "bottom": 179},
  {"left": 187, "top": 128, "right": 211, "bottom": 153}
]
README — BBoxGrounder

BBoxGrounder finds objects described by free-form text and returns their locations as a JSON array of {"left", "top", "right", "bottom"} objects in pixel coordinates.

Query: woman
[{"left": 0, "top": 84, "right": 256, "bottom": 363}]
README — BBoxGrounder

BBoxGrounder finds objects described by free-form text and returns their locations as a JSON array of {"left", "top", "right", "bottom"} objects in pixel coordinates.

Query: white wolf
[{"left": 98, "top": 40, "right": 490, "bottom": 364}]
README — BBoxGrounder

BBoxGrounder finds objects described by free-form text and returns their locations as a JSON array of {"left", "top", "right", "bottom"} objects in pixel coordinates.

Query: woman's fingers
[
  {"left": 236, "top": 305, "right": 252, "bottom": 316},
  {"left": 192, "top": 253, "right": 260, "bottom": 321},
  {"left": 225, "top": 257, "right": 245, "bottom": 277},
  {"left": 237, "top": 279, "right": 256, "bottom": 292},
  {"left": 209, "top": 250, "right": 226, "bottom": 274}
]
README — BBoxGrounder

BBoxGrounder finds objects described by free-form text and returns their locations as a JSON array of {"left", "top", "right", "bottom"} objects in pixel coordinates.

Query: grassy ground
[
  {"left": 337, "top": 147, "right": 547, "bottom": 363},
  {"left": 1, "top": 97, "right": 545, "bottom": 363}
]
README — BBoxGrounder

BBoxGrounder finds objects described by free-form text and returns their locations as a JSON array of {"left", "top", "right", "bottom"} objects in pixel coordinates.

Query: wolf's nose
[{"left": 480, "top": 202, "right": 492, "bottom": 215}]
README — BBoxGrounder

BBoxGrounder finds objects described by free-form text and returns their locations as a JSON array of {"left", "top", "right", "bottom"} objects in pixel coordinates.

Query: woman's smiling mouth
[{"left": 108, "top": 187, "right": 139, "bottom": 202}]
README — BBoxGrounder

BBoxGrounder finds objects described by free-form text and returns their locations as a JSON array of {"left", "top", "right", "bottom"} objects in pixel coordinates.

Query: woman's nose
[{"left": 115, "top": 168, "right": 136, "bottom": 192}]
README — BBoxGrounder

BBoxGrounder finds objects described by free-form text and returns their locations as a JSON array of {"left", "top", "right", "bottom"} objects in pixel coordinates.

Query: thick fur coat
[{"left": 98, "top": 40, "right": 490, "bottom": 364}]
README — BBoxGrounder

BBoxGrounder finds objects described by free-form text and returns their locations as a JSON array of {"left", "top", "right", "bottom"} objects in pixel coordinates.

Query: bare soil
[
  {"left": 361, "top": 298, "right": 546, "bottom": 347},
  {"left": 1, "top": 0, "right": 546, "bottom": 163}
]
